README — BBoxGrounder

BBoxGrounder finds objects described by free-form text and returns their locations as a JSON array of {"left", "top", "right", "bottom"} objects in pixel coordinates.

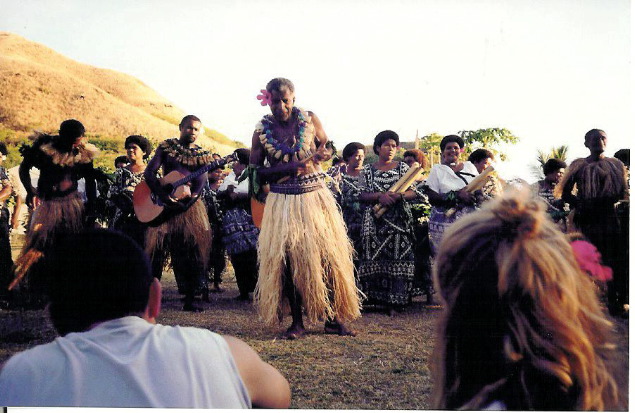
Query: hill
[{"left": 0, "top": 32, "right": 239, "bottom": 168}]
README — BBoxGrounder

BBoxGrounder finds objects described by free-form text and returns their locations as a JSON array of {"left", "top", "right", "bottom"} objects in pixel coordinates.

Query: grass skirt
[
  {"left": 145, "top": 200, "right": 211, "bottom": 275},
  {"left": 255, "top": 186, "right": 362, "bottom": 325},
  {"left": 11, "top": 192, "right": 85, "bottom": 290}
]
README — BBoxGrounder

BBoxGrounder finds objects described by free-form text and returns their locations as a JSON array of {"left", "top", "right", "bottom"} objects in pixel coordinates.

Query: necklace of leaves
[{"left": 261, "top": 107, "right": 308, "bottom": 156}]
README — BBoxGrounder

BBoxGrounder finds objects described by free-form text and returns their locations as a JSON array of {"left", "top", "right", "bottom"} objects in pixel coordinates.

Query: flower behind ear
[{"left": 257, "top": 89, "right": 272, "bottom": 106}]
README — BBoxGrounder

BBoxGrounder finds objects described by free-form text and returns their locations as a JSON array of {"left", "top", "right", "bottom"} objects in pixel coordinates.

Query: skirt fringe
[
  {"left": 145, "top": 200, "right": 211, "bottom": 271},
  {"left": 255, "top": 187, "right": 362, "bottom": 325},
  {"left": 11, "top": 193, "right": 85, "bottom": 289}
]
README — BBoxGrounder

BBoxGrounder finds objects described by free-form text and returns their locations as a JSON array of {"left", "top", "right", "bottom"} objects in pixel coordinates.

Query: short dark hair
[
  {"left": 266, "top": 77, "right": 295, "bottom": 94},
  {"left": 46, "top": 229, "right": 153, "bottom": 336},
  {"left": 0, "top": 142, "right": 7, "bottom": 156},
  {"left": 114, "top": 155, "right": 129, "bottom": 167},
  {"left": 467, "top": 148, "right": 494, "bottom": 165},
  {"left": 543, "top": 158, "right": 567, "bottom": 176},
  {"left": 342, "top": 142, "right": 365, "bottom": 162},
  {"left": 614, "top": 149, "right": 629, "bottom": 168},
  {"left": 440, "top": 135, "right": 464, "bottom": 151},
  {"left": 179, "top": 115, "right": 202, "bottom": 127},
  {"left": 373, "top": 130, "right": 399, "bottom": 155},
  {"left": 234, "top": 148, "right": 250, "bottom": 165},
  {"left": 584, "top": 128, "right": 605, "bottom": 142},
  {"left": 59, "top": 119, "right": 85, "bottom": 140},
  {"left": 125, "top": 135, "right": 152, "bottom": 159},
  {"left": 403, "top": 148, "right": 428, "bottom": 169}
]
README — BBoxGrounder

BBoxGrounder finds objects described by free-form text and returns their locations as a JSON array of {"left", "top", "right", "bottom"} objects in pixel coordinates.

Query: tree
[
  {"left": 530, "top": 145, "right": 569, "bottom": 180},
  {"left": 457, "top": 128, "right": 520, "bottom": 161},
  {"left": 417, "top": 128, "right": 519, "bottom": 168}
]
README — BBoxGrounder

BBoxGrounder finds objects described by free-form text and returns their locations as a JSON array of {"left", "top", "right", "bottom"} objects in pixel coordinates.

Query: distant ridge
[{"left": 0, "top": 31, "right": 238, "bottom": 155}]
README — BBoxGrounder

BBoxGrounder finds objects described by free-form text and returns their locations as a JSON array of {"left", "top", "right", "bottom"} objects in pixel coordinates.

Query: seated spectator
[
  {"left": 432, "top": 189, "right": 618, "bottom": 410},
  {"left": 0, "top": 229, "right": 290, "bottom": 408}
]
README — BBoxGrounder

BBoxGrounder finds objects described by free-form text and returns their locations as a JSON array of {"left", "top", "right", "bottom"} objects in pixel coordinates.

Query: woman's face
[
  {"left": 473, "top": 157, "right": 492, "bottom": 174},
  {"left": 208, "top": 169, "right": 224, "bottom": 183},
  {"left": 442, "top": 142, "right": 461, "bottom": 165},
  {"left": 545, "top": 168, "right": 565, "bottom": 185},
  {"left": 347, "top": 149, "right": 365, "bottom": 170},
  {"left": 126, "top": 143, "right": 144, "bottom": 163},
  {"left": 377, "top": 139, "right": 398, "bottom": 162}
]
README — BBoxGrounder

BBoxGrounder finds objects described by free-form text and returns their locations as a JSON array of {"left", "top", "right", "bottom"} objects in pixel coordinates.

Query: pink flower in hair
[
  {"left": 570, "top": 240, "right": 613, "bottom": 282},
  {"left": 257, "top": 89, "right": 272, "bottom": 106}
]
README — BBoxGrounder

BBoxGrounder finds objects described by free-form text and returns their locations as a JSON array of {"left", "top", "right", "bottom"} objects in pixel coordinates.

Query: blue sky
[{"left": 1, "top": 0, "right": 632, "bottom": 180}]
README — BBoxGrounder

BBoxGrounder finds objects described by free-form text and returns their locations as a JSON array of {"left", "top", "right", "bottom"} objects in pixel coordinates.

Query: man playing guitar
[{"left": 143, "top": 115, "right": 213, "bottom": 312}]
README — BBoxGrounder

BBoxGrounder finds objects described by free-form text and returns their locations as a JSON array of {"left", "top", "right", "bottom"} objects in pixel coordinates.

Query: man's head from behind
[{"left": 46, "top": 229, "right": 156, "bottom": 336}]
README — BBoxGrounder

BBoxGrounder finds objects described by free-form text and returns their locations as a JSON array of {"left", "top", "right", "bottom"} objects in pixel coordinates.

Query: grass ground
[{"left": 0, "top": 238, "right": 629, "bottom": 409}]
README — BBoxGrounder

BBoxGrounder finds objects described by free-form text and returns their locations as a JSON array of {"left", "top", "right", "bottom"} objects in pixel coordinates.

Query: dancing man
[
  {"left": 143, "top": 115, "right": 212, "bottom": 312},
  {"left": 250, "top": 77, "right": 362, "bottom": 339},
  {"left": 12, "top": 119, "right": 99, "bottom": 307}
]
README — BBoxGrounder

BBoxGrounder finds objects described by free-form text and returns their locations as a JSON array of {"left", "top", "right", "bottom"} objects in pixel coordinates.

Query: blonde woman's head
[{"left": 432, "top": 187, "right": 618, "bottom": 410}]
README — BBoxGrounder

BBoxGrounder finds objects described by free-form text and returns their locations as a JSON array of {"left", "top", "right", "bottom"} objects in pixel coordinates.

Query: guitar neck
[{"left": 171, "top": 156, "right": 232, "bottom": 189}]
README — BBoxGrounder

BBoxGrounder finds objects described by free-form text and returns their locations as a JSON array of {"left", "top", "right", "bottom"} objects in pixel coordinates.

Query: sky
[{"left": 1, "top": 0, "right": 632, "bottom": 181}]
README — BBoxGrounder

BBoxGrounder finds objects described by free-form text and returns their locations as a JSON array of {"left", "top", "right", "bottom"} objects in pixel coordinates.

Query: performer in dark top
[
  {"left": 143, "top": 115, "right": 213, "bottom": 312},
  {"left": 12, "top": 119, "right": 99, "bottom": 307}
]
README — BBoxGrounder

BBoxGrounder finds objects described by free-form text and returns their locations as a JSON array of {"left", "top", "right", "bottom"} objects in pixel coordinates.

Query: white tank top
[{"left": 0, "top": 316, "right": 251, "bottom": 408}]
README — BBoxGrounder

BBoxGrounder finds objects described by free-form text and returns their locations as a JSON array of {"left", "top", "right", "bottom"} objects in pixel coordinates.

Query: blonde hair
[{"left": 432, "top": 187, "right": 618, "bottom": 410}]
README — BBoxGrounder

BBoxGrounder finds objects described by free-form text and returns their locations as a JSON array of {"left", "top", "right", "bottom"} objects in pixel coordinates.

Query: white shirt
[
  {"left": 426, "top": 162, "right": 478, "bottom": 194},
  {"left": 219, "top": 170, "right": 249, "bottom": 195},
  {"left": 0, "top": 317, "right": 250, "bottom": 408}
]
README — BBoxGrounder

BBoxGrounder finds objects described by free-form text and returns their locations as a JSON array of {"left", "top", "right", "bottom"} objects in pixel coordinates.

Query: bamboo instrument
[
  {"left": 444, "top": 165, "right": 496, "bottom": 217},
  {"left": 373, "top": 163, "right": 423, "bottom": 218}
]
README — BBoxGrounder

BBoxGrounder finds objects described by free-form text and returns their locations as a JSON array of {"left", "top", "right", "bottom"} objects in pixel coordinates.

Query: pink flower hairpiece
[
  {"left": 257, "top": 89, "right": 272, "bottom": 106},
  {"left": 570, "top": 239, "right": 613, "bottom": 282},
  {"left": 460, "top": 147, "right": 465, "bottom": 153}
]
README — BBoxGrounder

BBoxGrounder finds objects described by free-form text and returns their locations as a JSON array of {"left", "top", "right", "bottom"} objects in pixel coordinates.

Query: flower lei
[
  {"left": 159, "top": 138, "right": 214, "bottom": 167},
  {"left": 259, "top": 107, "right": 313, "bottom": 162}
]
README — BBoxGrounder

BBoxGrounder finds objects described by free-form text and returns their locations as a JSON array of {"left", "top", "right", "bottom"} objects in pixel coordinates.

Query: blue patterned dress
[{"left": 357, "top": 162, "right": 418, "bottom": 307}]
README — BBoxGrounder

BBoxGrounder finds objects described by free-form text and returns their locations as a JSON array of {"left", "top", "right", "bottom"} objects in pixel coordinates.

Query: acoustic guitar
[{"left": 134, "top": 152, "right": 237, "bottom": 225}]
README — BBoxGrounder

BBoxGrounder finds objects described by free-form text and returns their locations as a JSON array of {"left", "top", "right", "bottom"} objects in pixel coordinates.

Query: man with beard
[{"left": 143, "top": 115, "right": 212, "bottom": 312}]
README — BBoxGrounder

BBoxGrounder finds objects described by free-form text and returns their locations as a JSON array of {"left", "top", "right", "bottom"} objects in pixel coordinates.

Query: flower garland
[
  {"left": 258, "top": 107, "right": 313, "bottom": 162},
  {"left": 159, "top": 138, "right": 214, "bottom": 167}
]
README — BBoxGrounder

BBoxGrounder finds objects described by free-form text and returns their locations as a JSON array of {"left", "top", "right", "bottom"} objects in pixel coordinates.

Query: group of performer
[{"left": 0, "top": 77, "right": 630, "bottom": 338}]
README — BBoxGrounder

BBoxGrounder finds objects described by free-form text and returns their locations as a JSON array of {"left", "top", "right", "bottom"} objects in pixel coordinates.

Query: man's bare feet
[
  {"left": 282, "top": 324, "right": 306, "bottom": 340},
  {"left": 324, "top": 320, "right": 357, "bottom": 336}
]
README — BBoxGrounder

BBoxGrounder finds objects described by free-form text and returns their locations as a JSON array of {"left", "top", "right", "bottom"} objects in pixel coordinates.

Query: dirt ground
[{"left": 1, "top": 235, "right": 629, "bottom": 409}]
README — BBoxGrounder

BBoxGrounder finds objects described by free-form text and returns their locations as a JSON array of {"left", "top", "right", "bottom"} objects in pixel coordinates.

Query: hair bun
[{"left": 492, "top": 189, "right": 545, "bottom": 241}]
